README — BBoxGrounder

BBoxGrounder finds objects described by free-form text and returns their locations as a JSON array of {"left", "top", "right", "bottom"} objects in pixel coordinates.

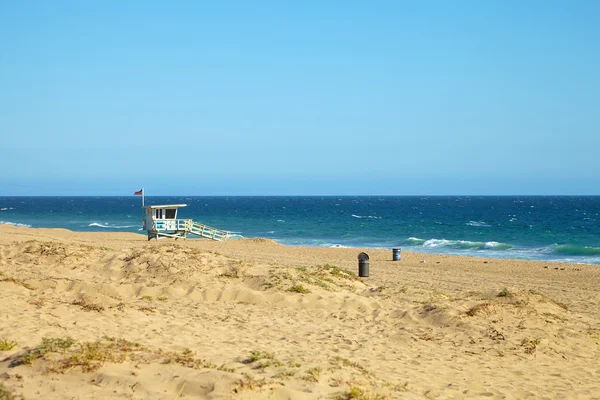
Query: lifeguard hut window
[
  {"left": 153, "top": 209, "right": 177, "bottom": 219},
  {"left": 165, "top": 209, "right": 176, "bottom": 219}
]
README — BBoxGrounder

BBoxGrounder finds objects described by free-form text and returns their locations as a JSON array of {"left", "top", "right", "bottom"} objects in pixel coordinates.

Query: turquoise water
[{"left": 1, "top": 196, "right": 599, "bottom": 264}]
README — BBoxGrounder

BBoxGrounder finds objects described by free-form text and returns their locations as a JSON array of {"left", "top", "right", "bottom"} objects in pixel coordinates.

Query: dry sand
[{"left": 1, "top": 225, "right": 599, "bottom": 399}]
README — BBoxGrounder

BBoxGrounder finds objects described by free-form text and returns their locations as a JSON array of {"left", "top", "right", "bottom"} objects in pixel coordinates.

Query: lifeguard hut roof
[{"left": 143, "top": 204, "right": 187, "bottom": 209}]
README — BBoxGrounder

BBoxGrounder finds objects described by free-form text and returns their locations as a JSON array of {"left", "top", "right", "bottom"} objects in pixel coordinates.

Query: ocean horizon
[{"left": 1, "top": 195, "right": 599, "bottom": 265}]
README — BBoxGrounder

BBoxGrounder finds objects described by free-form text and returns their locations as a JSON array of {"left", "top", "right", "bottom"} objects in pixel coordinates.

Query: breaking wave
[
  {"left": 404, "top": 237, "right": 512, "bottom": 250},
  {"left": 351, "top": 214, "right": 382, "bottom": 219},
  {"left": 403, "top": 237, "right": 600, "bottom": 262},
  {"left": 88, "top": 222, "right": 137, "bottom": 229},
  {"left": 406, "top": 237, "right": 426, "bottom": 245},
  {"left": 551, "top": 245, "right": 600, "bottom": 256},
  {"left": 0, "top": 221, "right": 31, "bottom": 228}
]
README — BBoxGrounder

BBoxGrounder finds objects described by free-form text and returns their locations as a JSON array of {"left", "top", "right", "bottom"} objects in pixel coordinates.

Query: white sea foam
[
  {"left": 328, "top": 243, "right": 349, "bottom": 248},
  {"left": 466, "top": 220, "right": 490, "bottom": 227},
  {"left": 415, "top": 238, "right": 512, "bottom": 251},
  {"left": 277, "top": 220, "right": 285, "bottom": 223},
  {"left": 423, "top": 239, "right": 452, "bottom": 248},
  {"left": 351, "top": 214, "right": 382, "bottom": 219},
  {"left": 88, "top": 222, "right": 137, "bottom": 229},
  {"left": 483, "top": 241, "right": 502, "bottom": 249},
  {"left": 0, "top": 221, "right": 31, "bottom": 228}
]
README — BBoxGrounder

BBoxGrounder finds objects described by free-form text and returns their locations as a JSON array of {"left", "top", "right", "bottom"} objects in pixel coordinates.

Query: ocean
[{"left": 1, "top": 196, "right": 599, "bottom": 265}]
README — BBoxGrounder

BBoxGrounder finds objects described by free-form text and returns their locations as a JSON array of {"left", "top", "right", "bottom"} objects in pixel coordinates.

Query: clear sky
[{"left": 1, "top": 1, "right": 598, "bottom": 195}]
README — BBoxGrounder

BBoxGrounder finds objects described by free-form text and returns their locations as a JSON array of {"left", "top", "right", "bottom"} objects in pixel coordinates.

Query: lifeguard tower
[{"left": 138, "top": 191, "right": 230, "bottom": 241}]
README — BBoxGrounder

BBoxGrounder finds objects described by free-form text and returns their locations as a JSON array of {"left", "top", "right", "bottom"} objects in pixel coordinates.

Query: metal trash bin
[
  {"left": 358, "top": 252, "right": 369, "bottom": 277},
  {"left": 393, "top": 248, "right": 401, "bottom": 261}
]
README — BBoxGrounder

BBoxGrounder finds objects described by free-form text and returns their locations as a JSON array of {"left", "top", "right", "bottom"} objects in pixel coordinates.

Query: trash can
[
  {"left": 358, "top": 252, "right": 369, "bottom": 277},
  {"left": 393, "top": 248, "right": 401, "bottom": 261}
]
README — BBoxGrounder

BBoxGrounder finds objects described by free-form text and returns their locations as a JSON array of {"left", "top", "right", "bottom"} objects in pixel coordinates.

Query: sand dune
[{"left": 1, "top": 225, "right": 600, "bottom": 399}]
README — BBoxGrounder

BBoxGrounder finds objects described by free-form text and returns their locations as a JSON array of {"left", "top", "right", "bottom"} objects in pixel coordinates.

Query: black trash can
[
  {"left": 358, "top": 252, "right": 369, "bottom": 277},
  {"left": 393, "top": 248, "right": 401, "bottom": 261}
]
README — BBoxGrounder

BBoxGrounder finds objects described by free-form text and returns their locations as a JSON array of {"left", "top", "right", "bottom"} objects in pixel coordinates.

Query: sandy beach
[{"left": 1, "top": 225, "right": 599, "bottom": 399}]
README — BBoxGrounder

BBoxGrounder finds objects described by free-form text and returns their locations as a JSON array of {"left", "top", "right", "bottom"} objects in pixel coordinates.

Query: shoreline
[{"left": 1, "top": 223, "right": 598, "bottom": 266}]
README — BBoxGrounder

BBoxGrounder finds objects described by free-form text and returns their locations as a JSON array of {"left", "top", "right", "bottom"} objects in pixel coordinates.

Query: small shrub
[
  {"left": 157, "top": 296, "right": 168, "bottom": 301},
  {"left": 72, "top": 299, "right": 105, "bottom": 312},
  {"left": 16, "top": 337, "right": 76, "bottom": 365},
  {"left": 466, "top": 302, "right": 493, "bottom": 317},
  {"left": 521, "top": 338, "right": 540, "bottom": 354},
  {"left": 289, "top": 284, "right": 310, "bottom": 294},
  {"left": 301, "top": 366, "right": 321, "bottom": 382},
  {"left": 332, "top": 356, "right": 372, "bottom": 377},
  {"left": 254, "top": 359, "right": 282, "bottom": 369},
  {"left": 237, "top": 373, "right": 267, "bottom": 391},
  {"left": 244, "top": 350, "right": 282, "bottom": 368},
  {"left": 246, "top": 350, "right": 275, "bottom": 363},
  {"left": 164, "top": 348, "right": 205, "bottom": 369},
  {"left": 339, "top": 386, "right": 387, "bottom": 400},
  {"left": 497, "top": 288, "right": 511, "bottom": 297},
  {"left": 310, "top": 278, "right": 331, "bottom": 290},
  {"left": 13, "top": 336, "right": 148, "bottom": 372},
  {"left": 52, "top": 337, "right": 142, "bottom": 373},
  {"left": 319, "top": 264, "right": 359, "bottom": 280},
  {"left": 217, "top": 364, "right": 236, "bottom": 373},
  {"left": 0, "top": 337, "right": 17, "bottom": 351},
  {"left": 273, "top": 370, "right": 296, "bottom": 379}
]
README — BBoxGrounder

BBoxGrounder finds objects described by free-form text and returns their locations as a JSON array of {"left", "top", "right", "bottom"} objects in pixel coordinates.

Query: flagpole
[{"left": 142, "top": 188, "right": 145, "bottom": 207}]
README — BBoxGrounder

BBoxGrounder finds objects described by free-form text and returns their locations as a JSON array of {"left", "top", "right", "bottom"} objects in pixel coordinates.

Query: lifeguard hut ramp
[{"left": 142, "top": 204, "right": 230, "bottom": 241}]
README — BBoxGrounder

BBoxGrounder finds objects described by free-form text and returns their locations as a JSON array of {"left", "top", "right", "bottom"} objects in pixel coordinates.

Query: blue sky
[{"left": 1, "top": 1, "right": 598, "bottom": 195}]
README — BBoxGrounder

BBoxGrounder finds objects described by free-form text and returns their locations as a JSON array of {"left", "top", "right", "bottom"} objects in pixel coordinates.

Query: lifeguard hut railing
[{"left": 149, "top": 218, "right": 230, "bottom": 241}]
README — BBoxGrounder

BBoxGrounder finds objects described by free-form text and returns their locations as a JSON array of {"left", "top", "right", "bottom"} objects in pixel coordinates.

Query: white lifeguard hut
[{"left": 136, "top": 189, "right": 230, "bottom": 241}]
